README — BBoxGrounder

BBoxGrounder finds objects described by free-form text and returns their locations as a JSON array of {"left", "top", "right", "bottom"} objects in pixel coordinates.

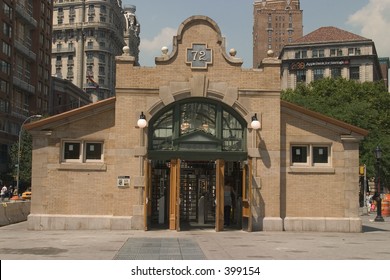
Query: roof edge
[
  {"left": 25, "top": 97, "right": 116, "bottom": 131},
  {"left": 281, "top": 100, "right": 369, "bottom": 136}
]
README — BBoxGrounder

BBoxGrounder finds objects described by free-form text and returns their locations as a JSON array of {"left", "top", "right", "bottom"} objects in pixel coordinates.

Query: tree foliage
[
  {"left": 282, "top": 78, "right": 390, "bottom": 187},
  {"left": 8, "top": 130, "right": 33, "bottom": 193}
]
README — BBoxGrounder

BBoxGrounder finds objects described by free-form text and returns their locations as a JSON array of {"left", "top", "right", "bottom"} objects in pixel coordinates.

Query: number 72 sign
[{"left": 186, "top": 43, "right": 213, "bottom": 69}]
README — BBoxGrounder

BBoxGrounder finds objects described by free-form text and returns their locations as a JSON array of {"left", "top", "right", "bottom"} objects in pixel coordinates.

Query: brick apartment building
[
  {"left": 253, "top": 0, "right": 303, "bottom": 68},
  {"left": 0, "top": 0, "right": 53, "bottom": 174}
]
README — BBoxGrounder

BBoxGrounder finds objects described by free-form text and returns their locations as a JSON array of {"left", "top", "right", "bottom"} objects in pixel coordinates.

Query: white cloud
[
  {"left": 139, "top": 27, "right": 176, "bottom": 64},
  {"left": 347, "top": 0, "right": 390, "bottom": 57}
]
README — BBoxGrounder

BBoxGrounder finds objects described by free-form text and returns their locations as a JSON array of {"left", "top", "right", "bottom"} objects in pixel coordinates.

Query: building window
[
  {"left": 295, "top": 51, "right": 307, "bottom": 59},
  {"left": 85, "top": 142, "right": 103, "bottom": 160},
  {"left": 312, "top": 49, "right": 324, "bottom": 58},
  {"left": 330, "top": 48, "right": 343, "bottom": 57},
  {"left": 0, "top": 60, "right": 11, "bottom": 75},
  {"left": 296, "top": 70, "right": 306, "bottom": 83},
  {"left": 331, "top": 68, "right": 342, "bottom": 79},
  {"left": 63, "top": 142, "right": 81, "bottom": 161},
  {"left": 62, "top": 141, "right": 103, "bottom": 162},
  {"left": 313, "top": 146, "right": 329, "bottom": 165},
  {"left": 330, "top": 68, "right": 341, "bottom": 79},
  {"left": 3, "top": 3, "right": 12, "bottom": 20},
  {"left": 313, "top": 68, "right": 324, "bottom": 81},
  {"left": 3, "top": 23, "right": 12, "bottom": 38},
  {"left": 291, "top": 145, "right": 331, "bottom": 166},
  {"left": 292, "top": 146, "right": 308, "bottom": 164},
  {"left": 2, "top": 41, "right": 11, "bottom": 56},
  {"left": 350, "top": 66, "right": 360, "bottom": 80}
]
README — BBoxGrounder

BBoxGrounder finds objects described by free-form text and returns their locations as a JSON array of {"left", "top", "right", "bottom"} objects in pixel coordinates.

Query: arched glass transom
[{"left": 148, "top": 98, "right": 247, "bottom": 161}]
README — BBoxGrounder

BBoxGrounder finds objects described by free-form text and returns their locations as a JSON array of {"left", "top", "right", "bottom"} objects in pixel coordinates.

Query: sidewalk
[{"left": 0, "top": 214, "right": 389, "bottom": 260}]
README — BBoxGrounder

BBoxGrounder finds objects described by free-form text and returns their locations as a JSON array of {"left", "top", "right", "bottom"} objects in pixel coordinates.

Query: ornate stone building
[
  {"left": 26, "top": 16, "right": 366, "bottom": 233},
  {"left": 52, "top": 0, "right": 140, "bottom": 101},
  {"left": 279, "top": 26, "right": 386, "bottom": 90}
]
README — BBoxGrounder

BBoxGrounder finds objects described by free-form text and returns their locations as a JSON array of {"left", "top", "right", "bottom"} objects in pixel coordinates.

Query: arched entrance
[{"left": 144, "top": 98, "right": 252, "bottom": 231}]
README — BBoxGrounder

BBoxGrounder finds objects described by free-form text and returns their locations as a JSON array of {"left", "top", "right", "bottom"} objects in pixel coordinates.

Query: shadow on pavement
[{"left": 362, "top": 225, "right": 390, "bottom": 232}]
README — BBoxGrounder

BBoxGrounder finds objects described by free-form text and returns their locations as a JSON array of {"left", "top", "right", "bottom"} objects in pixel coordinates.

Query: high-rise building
[
  {"left": 52, "top": 0, "right": 139, "bottom": 102},
  {"left": 0, "top": 0, "right": 53, "bottom": 174},
  {"left": 253, "top": 0, "right": 303, "bottom": 67}
]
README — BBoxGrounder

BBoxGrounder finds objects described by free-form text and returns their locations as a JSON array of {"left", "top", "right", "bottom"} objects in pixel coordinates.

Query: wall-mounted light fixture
[
  {"left": 137, "top": 112, "right": 147, "bottom": 128},
  {"left": 250, "top": 113, "right": 261, "bottom": 130}
]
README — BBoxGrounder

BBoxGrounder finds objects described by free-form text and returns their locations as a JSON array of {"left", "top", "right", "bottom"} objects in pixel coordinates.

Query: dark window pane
[
  {"left": 64, "top": 142, "right": 80, "bottom": 159},
  {"left": 292, "top": 146, "right": 307, "bottom": 163},
  {"left": 85, "top": 143, "right": 102, "bottom": 160},
  {"left": 313, "top": 147, "right": 328, "bottom": 163}
]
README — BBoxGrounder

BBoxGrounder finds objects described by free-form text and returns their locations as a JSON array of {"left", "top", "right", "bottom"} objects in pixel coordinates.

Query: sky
[{"left": 121, "top": 0, "right": 390, "bottom": 68}]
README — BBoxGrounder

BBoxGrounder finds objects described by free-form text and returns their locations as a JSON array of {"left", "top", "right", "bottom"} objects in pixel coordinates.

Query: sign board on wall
[{"left": 117, "top": 176, "right": 130, "bottom": 188}]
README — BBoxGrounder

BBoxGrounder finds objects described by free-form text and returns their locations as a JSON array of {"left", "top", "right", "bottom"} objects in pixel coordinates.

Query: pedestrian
[
  {"left": 1, "top": 185, "right": 7, "bottom": 201},
  {"left": 366, "top": 192, "right": 373, "bottom": 212},
  {"left": 8, "top": 185, "right": 13, "bottom": 199},
  {"left": 224, "top": 180, "right": 236, "bottom": 227}
]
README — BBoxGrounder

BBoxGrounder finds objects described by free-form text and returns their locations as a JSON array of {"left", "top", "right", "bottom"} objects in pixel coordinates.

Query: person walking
[{"left": 1, "top": 185, "right": 7, "bottom": 201}]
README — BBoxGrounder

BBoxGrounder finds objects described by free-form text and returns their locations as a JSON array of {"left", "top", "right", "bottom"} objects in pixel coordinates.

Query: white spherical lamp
[{"left": 137, "top": 112, "right": 147, "bottom": 128}]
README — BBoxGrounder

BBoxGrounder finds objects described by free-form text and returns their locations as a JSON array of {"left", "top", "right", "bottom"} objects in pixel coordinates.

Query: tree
[
  {"left": 282, "top": 78, "right": 390, "bottom": 188},
  {"left": 8, "top": 130, "right": 33, "bottom": 193}
]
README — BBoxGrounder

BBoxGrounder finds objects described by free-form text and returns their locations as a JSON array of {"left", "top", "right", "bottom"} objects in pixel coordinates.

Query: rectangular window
[
  {"left": 62, "top": 141, "right": 103, "bottom": 163},
  {"left": 64, "top": 142, "right": 81, "bottom": 161},
  {"left": 296, "top": 70, "right": 306, "bottom": 83},
  {"left": 355, "top": 48, "right": 361, "bottom": 55},
  {"left": 2, "top": 41, "right": 11, "bottom": 56},
  {"left": 291, "top": 145, "right": 331, "bottom": 166},
  {"left": 350, "top": 66, "right": 360, "bottom": 80},
  {"left": 313, "top": 146, "right": 329, "bottom": 165},
  {"left": 313, "top": 68, "right": 324, "bottom": 81},
  {"left": 85, "top": 143, "right": 103, "bottom": 161},
  {"left": 331, "top": 68, "right": 342, "bottom": 79},
  {"left": 292, "top": 146, "right": 308, "bottom": 164}
]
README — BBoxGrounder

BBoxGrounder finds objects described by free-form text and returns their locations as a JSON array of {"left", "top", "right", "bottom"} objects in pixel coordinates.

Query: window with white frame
[
  {"left": 291, "top": 144, "right": 331, "bottom": 166},
  {"left": 62, "top": 141, "right": 103, "bottom": 162}
]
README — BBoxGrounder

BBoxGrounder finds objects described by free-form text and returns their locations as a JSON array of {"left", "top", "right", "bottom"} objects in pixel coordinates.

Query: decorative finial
[
  {"left": 267, "top": 49, "right": 274, "bottom": 57},
  {"left": 161, "top": 46, "right": 169, "bottom": 55},
  {"left": 229, "top": 48, "right": 237, "bottom": 57},
  {"left": 123, "top": 46, "right": 130, "bottom": 55}
]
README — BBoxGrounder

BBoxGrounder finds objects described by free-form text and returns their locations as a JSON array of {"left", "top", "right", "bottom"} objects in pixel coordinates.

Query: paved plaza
[{"left": 0, "top": 214, "right": 389, "bottom": 260}]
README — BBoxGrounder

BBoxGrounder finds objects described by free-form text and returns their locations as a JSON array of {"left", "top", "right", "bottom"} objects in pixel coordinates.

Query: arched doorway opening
[{"left": 144, "top": 98, "right": 251, "bottom": 231}]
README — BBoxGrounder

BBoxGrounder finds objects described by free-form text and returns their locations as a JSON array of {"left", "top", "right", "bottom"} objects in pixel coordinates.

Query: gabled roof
[
  {"left": 25, "top": 97, "right": 116, "bottom": 131},
  {"left": 291, "top": 26, "right": 370, "bottom": 45},
  {"left": 281, "top": 100, "right": 369, "bottom": 136}
]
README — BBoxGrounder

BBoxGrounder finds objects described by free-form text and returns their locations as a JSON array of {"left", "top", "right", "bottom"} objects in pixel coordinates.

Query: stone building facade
[
  {"left": 51, "top": 0, "right": 140, "bottom": 101},
  {"left": 26, "top": 16, "right": 367, "bottom": 232},
  {"left": 280, "top": 26, "right": 386, "bottom": 90}
]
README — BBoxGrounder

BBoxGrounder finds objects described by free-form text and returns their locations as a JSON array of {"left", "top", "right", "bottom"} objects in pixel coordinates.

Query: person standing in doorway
[{"left": 224, "top": 180, "right": 236, "bottom": 227}]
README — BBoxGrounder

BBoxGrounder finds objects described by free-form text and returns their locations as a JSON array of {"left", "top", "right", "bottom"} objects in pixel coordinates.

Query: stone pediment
[{"left": 155, "top": 15, "right": 243, "bottom": 68}]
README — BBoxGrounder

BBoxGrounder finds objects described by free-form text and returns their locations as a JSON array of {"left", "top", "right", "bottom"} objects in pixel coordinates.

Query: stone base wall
[
  {"left": 0, "top": 201, "right": 30, "bottom": 226},
  {"left": 27, "top": 213, "right": 144, "bottom": 230},
  {"left": 284, "top": 217, "right": 362, "bottom": 233}
]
